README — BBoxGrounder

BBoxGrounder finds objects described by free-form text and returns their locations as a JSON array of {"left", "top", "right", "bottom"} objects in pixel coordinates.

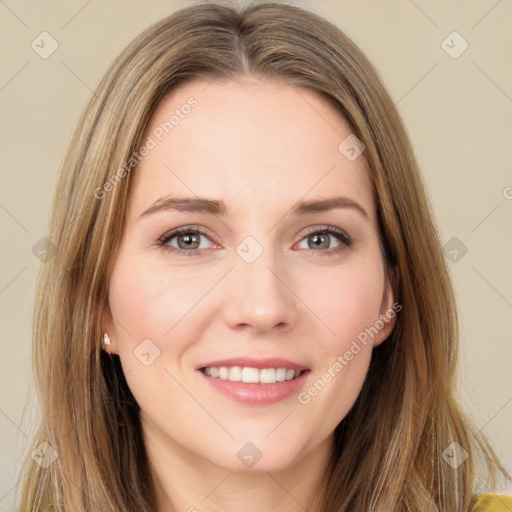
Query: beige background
[{"left": 1, "top": 0, "right": 511, "bottom": 507}]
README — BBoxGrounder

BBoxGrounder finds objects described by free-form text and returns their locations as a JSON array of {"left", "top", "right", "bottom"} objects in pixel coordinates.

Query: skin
[{"left": 102, "top": 77, "right": 397, "bottom": 512}]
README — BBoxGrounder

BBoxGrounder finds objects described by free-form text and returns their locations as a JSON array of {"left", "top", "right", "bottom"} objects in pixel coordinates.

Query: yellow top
[{"left": 473, "top": 494, "right": 512, "bottom": 511}]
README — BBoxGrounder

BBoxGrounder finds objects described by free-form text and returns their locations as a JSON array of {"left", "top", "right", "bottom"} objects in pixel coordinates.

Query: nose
[{"left": 223, "top": 247, "right": 300, "bottom": 334}]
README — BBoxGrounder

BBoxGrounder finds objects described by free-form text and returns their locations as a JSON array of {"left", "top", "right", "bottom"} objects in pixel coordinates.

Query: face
[{"left": 102, "top": 77, "right": 397, "bottom": 473}]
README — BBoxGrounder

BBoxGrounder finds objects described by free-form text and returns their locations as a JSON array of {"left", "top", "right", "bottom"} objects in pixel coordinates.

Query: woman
[{"left": 17, "top": 1, "right": 511, "bottom": 511}]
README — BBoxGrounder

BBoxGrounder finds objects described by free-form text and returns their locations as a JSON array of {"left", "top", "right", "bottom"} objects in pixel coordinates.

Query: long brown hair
[{"left": 17, "top": 1, "right": 509, "bottom": 510}]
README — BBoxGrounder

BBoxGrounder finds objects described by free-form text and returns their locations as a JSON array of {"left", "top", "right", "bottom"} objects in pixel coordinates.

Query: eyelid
[
  {"left": 296, "top": 225, "right": 353, "bottom": 256},
  {"left": 157, "top": 224, "right": 353, "bottom": 255},
  {"left": 157, "top": 225, "right": 216, "bottom": 251},
  {"left": 299, "top": 225, "right": 350, "bottom": 241}
]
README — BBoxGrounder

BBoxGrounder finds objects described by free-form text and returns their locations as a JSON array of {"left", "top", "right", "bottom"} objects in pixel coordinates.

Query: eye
[
  {"left": 157, "top": 226, "right": 215, "bottom": 255},
  {"left": 157, "top": 225, "right": 353, "bottom": 257},
  {"left": 295, "top": 226, "right": 353, "bottom": 256}
]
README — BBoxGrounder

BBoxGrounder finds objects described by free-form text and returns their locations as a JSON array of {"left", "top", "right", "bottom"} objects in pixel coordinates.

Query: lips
[
  {"left": 195, "top": 357, "right": 309, "bottom": 372},
  {"left": 196, "top": 357, "right": 311, "bottom": 405}
]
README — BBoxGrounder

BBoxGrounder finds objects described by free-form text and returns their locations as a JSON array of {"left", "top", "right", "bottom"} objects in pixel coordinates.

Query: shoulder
[{"left": 473, "top": 494, "right": 512, "bottom": 512}]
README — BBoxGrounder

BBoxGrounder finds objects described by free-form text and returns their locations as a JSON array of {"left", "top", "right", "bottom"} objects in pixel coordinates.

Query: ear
[
  {"left": 373, "top": 266, "right": 400, "bottom": 347},
  {"left": 101, "top": 301, "right": 118, "bottom": 354}
]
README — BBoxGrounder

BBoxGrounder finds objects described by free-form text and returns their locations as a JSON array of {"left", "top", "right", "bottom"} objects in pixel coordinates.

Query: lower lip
[{"left": 198, "top": 370, "right": 310, "bottom": 405}]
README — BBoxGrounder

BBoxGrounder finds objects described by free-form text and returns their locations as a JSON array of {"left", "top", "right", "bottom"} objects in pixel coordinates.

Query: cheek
[
  {"left": 108, "top": 255, "right": 207, "bottom": 348},
  {"left": 109, "top": 267, "right": 167, "bottom": 344},
  {"left": 295, "top": 265, "right": 383, "bottom": 436},
  {"left": 107, "top": 258, "right": 195, "bottom": 420},
  {"left": 305, "top": 256, "right": 385, "bottom": 351}
]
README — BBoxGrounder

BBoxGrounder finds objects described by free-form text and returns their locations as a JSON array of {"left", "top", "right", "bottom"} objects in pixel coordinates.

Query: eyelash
[{"left": 157, "top": 225, "right": 353, "bottom": 257}]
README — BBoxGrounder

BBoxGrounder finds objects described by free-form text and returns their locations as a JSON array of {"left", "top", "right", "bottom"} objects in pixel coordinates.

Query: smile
[
  {"left": 201, "top": 366, "right": 304, "bottom": 384},
  {"left": 198, "top": 367, "right": 310, "bottom": 405}
]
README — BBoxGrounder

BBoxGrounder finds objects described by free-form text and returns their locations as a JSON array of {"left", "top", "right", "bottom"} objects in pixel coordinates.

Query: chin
[{"left": 204, "top": 439, "right": 305, "bottom": 474}]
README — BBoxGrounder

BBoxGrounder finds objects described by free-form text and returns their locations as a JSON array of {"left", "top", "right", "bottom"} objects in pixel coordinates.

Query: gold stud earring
[{"left": 103, "top": 332, "right": 111, "bottom": 345}]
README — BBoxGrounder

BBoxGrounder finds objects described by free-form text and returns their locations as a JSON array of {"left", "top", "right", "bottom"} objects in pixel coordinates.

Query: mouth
[
  {"left": 196, "top": 358, "right": 311, "bottom": 405},
  {"left": 199, "top": 366, "right": 307, "bottom": 384}
]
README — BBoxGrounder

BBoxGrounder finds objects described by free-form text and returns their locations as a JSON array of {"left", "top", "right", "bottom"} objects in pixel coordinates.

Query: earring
[{"left": 103, "top": 332, "right": 111, "bottom": 345}]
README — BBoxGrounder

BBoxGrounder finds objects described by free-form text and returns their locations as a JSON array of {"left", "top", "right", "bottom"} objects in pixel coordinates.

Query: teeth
[
  {"left": 285, "top": 369, "right": 295, "bottom": 381},
  {"left": 203, "top": 366, "right": 302, "bottom": 384},
  {"left": 260, "top": 368, "right": 276, "bottom": 384},
  {"left": 228, "top": 366, "right": 242, "bottom": 381},
  {"left": 242, "top": 367, "right": 260, "bottom": 383},
  {"left": 276, "top": 368, "right": 287, "bottom": 382}
]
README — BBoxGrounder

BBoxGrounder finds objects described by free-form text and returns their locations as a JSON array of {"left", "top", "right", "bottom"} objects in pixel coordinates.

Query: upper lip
[{"left": 196, "top": 357, "right": 309, "bottom": 371}]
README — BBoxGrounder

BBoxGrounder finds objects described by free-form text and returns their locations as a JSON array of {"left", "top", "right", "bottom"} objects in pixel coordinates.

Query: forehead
[{"left": 128, "top": 78, "right": 374, "bottom": 221}]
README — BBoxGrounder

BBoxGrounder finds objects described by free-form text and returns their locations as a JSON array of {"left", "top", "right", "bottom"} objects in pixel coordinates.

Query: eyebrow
[{"left": 138, "top": 195, "right": 369, "bottom": 220}]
